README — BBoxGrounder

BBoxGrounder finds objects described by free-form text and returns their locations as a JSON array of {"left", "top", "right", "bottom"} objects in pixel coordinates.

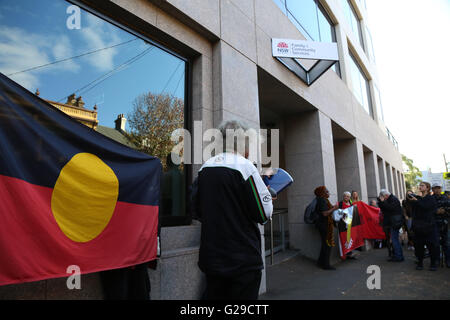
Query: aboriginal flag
[
  {"left": 0, "top": 73, "right": 161, "bottom": 285},
  {"left": 337, "top": 204, "right": 364, "bottom": 259},
  {"left": 356, "top": 201, "right": 385, "bottom": 240}
]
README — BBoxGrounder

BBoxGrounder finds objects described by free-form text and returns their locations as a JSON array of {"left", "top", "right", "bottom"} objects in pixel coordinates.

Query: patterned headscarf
[
  {"left": 314, "top": 186, "right": 332, "bottom": 209},
  {"left": 314, "top": 186, "right": 327, "bottom": 198}
]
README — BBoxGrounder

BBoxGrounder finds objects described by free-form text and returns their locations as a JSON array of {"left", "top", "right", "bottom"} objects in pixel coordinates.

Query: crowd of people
[
  {"left": 312, "top": 182, "right": 450, "bottom": 271},
  {"left": 192, "top": 119, "right": 449, "bottom": 300}
]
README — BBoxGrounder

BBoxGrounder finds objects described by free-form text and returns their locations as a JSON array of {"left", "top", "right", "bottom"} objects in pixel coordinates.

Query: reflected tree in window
[{"left": 126, "top": 92, "right": 184, "bottom": 169}]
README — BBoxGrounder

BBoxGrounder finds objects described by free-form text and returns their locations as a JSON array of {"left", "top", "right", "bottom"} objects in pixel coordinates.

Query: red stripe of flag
[{"left": 0, "top": 174, "right": 158, "bottom": 286}]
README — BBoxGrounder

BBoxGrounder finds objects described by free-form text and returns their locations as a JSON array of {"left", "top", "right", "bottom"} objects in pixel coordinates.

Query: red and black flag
[
  {"left": 0, "top": 73, "right": 161, "bottom": 285},
  {"left": 337, "top": 203, "right": 364, "bottom": 259},
  {"left": 356, "top": 201, "right": 385, "bottom": 240}
]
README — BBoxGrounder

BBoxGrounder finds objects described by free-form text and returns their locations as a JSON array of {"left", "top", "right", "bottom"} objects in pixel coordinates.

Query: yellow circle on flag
[{"left": 51, "top": 153, "right": 119, "bottom": 243}]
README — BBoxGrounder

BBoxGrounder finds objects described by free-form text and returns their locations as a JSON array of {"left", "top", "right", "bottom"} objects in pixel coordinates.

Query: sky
[
  {"left": 366, "top": 0, "right": 450, "bottom": 173},
  {"left": 0, "top": 0, "right": 185, "bottom": 128}
]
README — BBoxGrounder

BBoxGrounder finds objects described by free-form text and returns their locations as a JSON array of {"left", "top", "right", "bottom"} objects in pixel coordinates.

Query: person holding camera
[
  {"left": 431, "top": 183, "right": 449, "bottom": 268},
  {"left": 409, "top": 182, "right": 439, "bottom": 271},
  {"left": 378, "top": 189, "right": 404, "bottom": 262},
  {"left": 402, "top": 190, "right": 416, "bottom": 251}
]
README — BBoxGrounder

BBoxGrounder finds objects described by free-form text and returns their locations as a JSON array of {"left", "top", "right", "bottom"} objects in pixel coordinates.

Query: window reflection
[
  {"left": 341, "top": 0, "right": 365, "bottom": 50},
  {"left": 286, "top": 0, "right": 319, "bottom": 41},
  {"left": 0, "top": 0, "right": 189, "bottom": 226},
  {"left": 348, "top": 52, "right": 372, "bottom": 116},
  {"left": 317, "top": 4, "right": 341, "bottom": 76},
  {"left": 365, "top": 26, "right": 376, "bottom": 62},
  {"left": 374, "top": 85, "right": 384, "bottom": 122}
]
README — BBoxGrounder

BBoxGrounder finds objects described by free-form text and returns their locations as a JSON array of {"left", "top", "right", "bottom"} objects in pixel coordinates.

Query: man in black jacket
[
  {"left": 378, "top": 189, "right": 404, "bottom": 262},
  {"left": 431, "top": 184, "right": 449, "bottom": 267},
  {"left": 194, "top": 120, "right": 273, "bottom": 300}
]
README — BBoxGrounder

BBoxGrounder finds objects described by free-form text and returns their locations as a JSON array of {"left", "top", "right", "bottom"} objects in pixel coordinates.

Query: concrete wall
[
  {"left": 284, "top": 110, "right": 340, "bottom": 261},
  {"left": 364, "top": 149, "right": 381, "bottom": 202},
  {"left": 334, "top": 139, "right": 367, "bottom": 203},
  {"left": 150, "top": 225, "right": 205, "bottom": 299}
]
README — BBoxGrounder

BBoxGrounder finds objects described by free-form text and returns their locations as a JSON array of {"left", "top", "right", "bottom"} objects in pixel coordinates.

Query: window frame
[
  {"left": 348, "top": 50, "right": 373, "bottom": 117},
  {"left": 365, "top": 25, "right": 376, "bottom": 63},
  {"left": 66, "top": 0, "right": 193, "bottom": 226},
  {"left": 343, "top": 0, "right": 365, "bottom": 51},
  {"left": 316, "top": 1, "right": 341, "bottom": 77},
  {"left": 373, "top": 84, "right": 385, "bottom": 123}
]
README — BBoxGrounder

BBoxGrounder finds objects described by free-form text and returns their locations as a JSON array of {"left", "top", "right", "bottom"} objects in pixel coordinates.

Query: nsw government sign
[
  {"left": 272, "top": 38, "right": 339, "bottom": 61},
  {"left": 272, "top": 38, "right": 339, "bottom": 86}
]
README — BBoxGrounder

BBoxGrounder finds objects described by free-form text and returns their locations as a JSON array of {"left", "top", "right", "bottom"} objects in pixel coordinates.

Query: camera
[{"left": 407, "top": 193, "right": 419, "bottom": 199}]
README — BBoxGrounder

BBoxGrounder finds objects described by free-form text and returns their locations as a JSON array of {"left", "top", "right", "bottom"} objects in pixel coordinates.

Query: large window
[
  {"left": 348, "top": 52, "right": 372, "bottom": 116},
  {"left": 374, "top": 85, "right": 385, "bottom": 122},
  {"left": 0, "top": 0, "right": 190, "bottom": 226},
  {"left": 341, "top": 0, "right": 365, "bottom": 50},
  {"left": 365, "top": 26, "right": 376, "bottom": 62},
  {"left": 275, "top": 0, "right": 340, "bottom": 76},
  {"left": 286, "top": 0, "right": 320, "bottom": 41}
]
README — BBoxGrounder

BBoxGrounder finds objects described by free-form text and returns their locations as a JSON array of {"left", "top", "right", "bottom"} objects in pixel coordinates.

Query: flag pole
[{"left": 444, "top": 153, "right": 448, "bottom": 172}]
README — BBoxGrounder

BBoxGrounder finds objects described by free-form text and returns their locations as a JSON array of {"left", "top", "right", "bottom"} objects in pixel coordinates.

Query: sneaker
[
  {"left": 429, "top": 265, "right": 437, "bottom": 271},
  {"left": 388, "top": 257, "right": 404, "bottom": 262},
  {"left": 416, "top": 265, "right": 423, "bottom": 270}
]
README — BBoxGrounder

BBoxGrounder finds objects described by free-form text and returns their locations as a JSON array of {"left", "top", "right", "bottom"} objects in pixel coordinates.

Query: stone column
[
  {"left": 284, "top": 110, "right": 338, "bottom": 261},
  {"left": 364, "top": 150, "right": 380, "bottom": 202},
  {"left": 397, "top": 170, "right": 404, "bottom": 199},
  {"left": 334, "top": 139, "right": 367, "bottom": 203},
  {"left": 212, "top": 41, "right": 260, "bottom": 127},
  {"left": 386, "top": 163, "right": 394, "bottom": 195},
  {"left": 392, "top": 167, "right": 399, "bottom": 197},
  {"left": 401, "top": 173, "right": 406, "bottom": 193},
  {"left": 212, "top": 39, "right": 265, "bottom": 292},
  {"left": 378, "top": 157, "right": 388, "bottom": 191}
]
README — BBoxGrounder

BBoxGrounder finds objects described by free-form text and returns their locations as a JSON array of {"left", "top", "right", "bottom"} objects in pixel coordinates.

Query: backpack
[{"left": 304, "top": 198, "right": 319, "bottom": 224}]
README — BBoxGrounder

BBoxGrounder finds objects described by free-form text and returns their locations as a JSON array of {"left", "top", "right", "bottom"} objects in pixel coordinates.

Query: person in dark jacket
[
  {"left": 431, "top": 183, "right": 449, "bottom": 268},
  {"left": 409, "top": 182, "right": 439, "bottom": 271},
  {"left": 402, "top": 190, "right": 416, "bottom": 251},
  {"left": 315, "top": 186, "right": 339, "bottom": 270},
  {"left": 378, "top": 189, "right": 404, "bottom": 262},
  {"left": 194, "top": 120, "right": 273, "bottom": 300}
]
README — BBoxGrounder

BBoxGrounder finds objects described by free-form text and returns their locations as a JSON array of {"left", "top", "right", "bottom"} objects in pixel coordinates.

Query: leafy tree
[
  {"left": 126, "top": 92, "right": 184, "bottom": 169},
  {"left": 402, "top": 154, "right": 422, "bottom": 190}
]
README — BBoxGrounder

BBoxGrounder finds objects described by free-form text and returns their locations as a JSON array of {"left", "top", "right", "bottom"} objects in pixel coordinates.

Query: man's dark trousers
[
  {"left": 203, "top": 270, "right": 262, "bottom": 300},
  {"left": 437, "top": 222, "right": 449, "bottom": 265}
]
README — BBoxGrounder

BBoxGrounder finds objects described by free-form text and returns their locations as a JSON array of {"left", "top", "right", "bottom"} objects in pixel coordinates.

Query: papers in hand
[
  {"left": 262, "top": 168, "right": 294, "bottom": 194},
  {"left": 333, "top": 206, "right": 354, "bottom": 225}
]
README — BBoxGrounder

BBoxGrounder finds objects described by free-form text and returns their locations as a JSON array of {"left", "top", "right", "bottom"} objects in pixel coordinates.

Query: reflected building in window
[{"left": 37, "top": 90, "right": 99, "bottom": 130}]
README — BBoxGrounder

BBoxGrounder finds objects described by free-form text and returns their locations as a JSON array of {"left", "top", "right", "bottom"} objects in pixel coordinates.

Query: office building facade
[{"left": 0, "top": 0, "right": 405, "bottom": 299}]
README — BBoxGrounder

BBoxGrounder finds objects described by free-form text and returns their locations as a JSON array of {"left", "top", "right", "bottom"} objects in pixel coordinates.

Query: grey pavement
[{"left": 261, "top": 246, "right": 450, "bottom": 300}]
